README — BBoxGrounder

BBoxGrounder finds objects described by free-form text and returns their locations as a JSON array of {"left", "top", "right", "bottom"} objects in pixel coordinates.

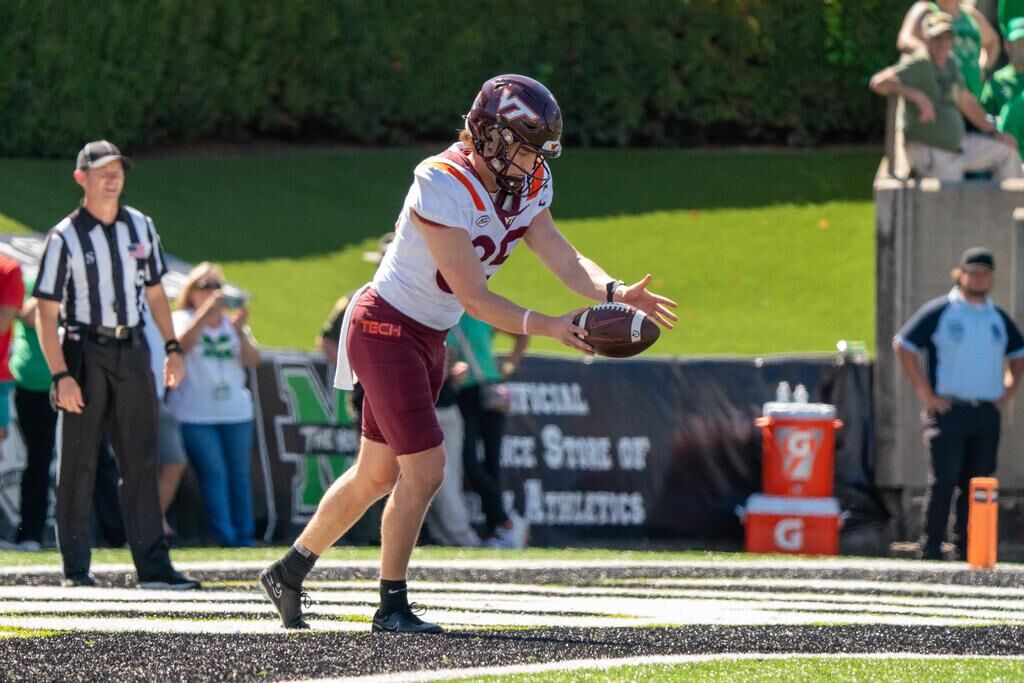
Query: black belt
[
  {"left": 943, "top": 397, "right": 994, "bottom": 408},
  {"left": 84, "top": 324, "right": 144, "bottom": 345}
]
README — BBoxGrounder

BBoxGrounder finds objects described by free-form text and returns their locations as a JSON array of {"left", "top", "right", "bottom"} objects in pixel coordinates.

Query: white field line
[
  {"left": 0, "top": 586, "right": 269, "bottom": 602},
  {"left": 304, "top": 579, "right": 1024, "bottom": 609},
  {"left": 0, "top": 610, "right": 1002, "bottom": 633},
  {"left": 0, "top": 615, "right": 366, "bottom": 634},
  {"left": 4, "top": 557, "right": 1024, "bottom": 576},
  {"left": 7, "top": 583, "right": 1024, "bottom": 619},
  {"left": 6, "top": 579, "right": 1024, "bottom": 609},
  {"left": 2, "top": 585, "right": 1019, "bottom": 631},
  {"left": 633, "top": 577, "right": 1024, "bottom": 598},
  {"left": 289, "top": 652, "right": 1024, "bottom": 683},
  {"left": 268, "top": 580, "right": 1024, "bottom": 619}
]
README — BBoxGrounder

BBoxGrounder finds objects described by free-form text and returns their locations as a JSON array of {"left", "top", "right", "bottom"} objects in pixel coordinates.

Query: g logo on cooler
[
  {"left": 777, "top": 427, "right": 823, "bottom": 482},
  {"left": 774, "top": 518, "right": 804, "bottom": 551}
]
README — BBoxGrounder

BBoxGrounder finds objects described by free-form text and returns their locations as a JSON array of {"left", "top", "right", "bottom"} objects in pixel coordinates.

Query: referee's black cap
[
  {"left": 959, "top": 246, "right": 995, "bottom": 271},
  {"left": 76, "top": 140, "right": 132, "bottom": 171}
]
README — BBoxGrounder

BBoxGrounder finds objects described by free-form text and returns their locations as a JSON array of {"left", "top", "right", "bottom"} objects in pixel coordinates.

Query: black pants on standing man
[
  {"left": 457, "top": 384, "right": 509, "bottom": 535},
  {"left": 57, "top": 335, "right": 172, "bottom": 581},
  {"left": 921, "top": 401, "right": 1000, "bottom": 559},
  {"left": 14, "top": 387, "right": 58, "bottom": 545}
]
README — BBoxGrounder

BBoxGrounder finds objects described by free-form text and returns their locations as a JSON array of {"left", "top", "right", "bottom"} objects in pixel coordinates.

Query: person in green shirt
[
  {"left": 899, "top": 1, "right": 1000, "bottom": 99},
  {"left": 999, "top": 0, "right": 1024, "bottom": 36},
  {"left": 448, "top": 314, "right": 529, "bottom": 548},
  {"left": 982, "top": 18, "right": 1024, "bottom": 150},
  {"left": 873, "top": 12, "right": 1021, "bottom": 181},
  {"left": 11, "top": 274, "right": 56, "bottom": 551},
  {"left": 981, "top": 18, "right": 1024, "bottom": 117},
  {"left": 997, "top": 90, "right": 1024, "bottom": 149}
]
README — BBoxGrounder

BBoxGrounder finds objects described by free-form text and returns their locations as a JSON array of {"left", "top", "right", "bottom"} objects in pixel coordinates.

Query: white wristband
[{"left": 522, "top": 309, "right": 532, "bottom": 335}]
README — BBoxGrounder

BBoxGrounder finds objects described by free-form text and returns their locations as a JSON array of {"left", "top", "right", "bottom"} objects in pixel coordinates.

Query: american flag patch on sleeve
[{"left": 128, "top": 243, "right": 149, "bottom": 259}]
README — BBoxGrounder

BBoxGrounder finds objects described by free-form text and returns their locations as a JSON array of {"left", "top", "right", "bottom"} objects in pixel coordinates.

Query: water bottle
[
  {"left": 775, "top": 381, "right": 792, "bottom": 403},
  {"left": 793, "top": 384, "right": 809, "bottom": 404}
]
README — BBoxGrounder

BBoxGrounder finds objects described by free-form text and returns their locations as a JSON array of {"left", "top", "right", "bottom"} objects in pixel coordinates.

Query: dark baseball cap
[
  {"left": 76, "top": 140, "right": 132, "bottom": 171},
  {"left": 959, "top": 247, "right": 995, "bottom": 270}
]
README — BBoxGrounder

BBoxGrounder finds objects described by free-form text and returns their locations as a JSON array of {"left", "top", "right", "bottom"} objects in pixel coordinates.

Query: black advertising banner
[
  {"left": 250, "top": 351, "right": 360, "bottom": 542},
  {"left": 499, "top": 353, "right": 885, "bottom": 546},
  {"left": 0, "top": 345, "right": 883, "bottom": 547},
  {"left": 250, "top": 350, "right": 885, "bottom": 547}
]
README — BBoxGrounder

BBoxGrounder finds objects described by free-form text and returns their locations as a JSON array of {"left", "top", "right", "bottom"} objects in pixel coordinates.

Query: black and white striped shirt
[{"left": 33, "top": 205, "right": 167, "bottom": 328}]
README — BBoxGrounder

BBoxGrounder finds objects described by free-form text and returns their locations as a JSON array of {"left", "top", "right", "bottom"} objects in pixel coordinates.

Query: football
[{"left": 574, "top": 302, "right": 660, "bottom": 358}]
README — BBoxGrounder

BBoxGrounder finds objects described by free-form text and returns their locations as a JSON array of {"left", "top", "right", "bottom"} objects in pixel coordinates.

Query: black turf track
[
  {"left": 0, "top": 625, "right": 1022, "bottom": 682},
  {"left": 3, "top": 564, "right": 1023, "bottom": 680}
]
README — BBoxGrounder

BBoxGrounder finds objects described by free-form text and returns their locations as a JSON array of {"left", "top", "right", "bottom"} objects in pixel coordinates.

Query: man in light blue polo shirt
[{"left": 894, "top": 247, "right": 1024, "bottom": 560}]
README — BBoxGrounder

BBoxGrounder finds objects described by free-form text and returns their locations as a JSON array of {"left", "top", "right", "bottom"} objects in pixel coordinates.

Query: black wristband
[
  {"left": 164, "top": 339, "right": 183, "bottom": 355},
  {"left": 606, "top": 280, "right": 624, "bottom": 303},
  {"left": 51, "top": 370, "right": 72, "bottom": 386}
]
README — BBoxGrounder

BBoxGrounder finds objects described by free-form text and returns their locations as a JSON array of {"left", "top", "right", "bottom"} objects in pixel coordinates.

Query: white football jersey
[{"left": 372, "top": 143, "right": 554, "bottom": 330}]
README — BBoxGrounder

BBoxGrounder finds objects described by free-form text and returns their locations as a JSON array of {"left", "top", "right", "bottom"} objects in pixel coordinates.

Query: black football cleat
[
  {"left": 371, "top": 603, "right": 443, "bottom": 634},
  {"left": 260, "top": 563, "right": 311, "bottom": 630},
  {"left": 61, "top": 572, "right": 97, "bottom": 587},
  {"left": 138, "top": 569, "right": 202, "bottom": 590}
]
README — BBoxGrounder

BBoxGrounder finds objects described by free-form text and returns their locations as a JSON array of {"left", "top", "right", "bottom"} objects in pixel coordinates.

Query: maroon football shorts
[{"left": 346, "top": 288, "right": 447, "bottom": 455}]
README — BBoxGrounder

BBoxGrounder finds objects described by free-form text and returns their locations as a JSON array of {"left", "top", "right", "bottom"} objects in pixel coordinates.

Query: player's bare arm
[
  {"left": 412, "top": 207, "right": 592, "bottom": 354},
  {"left": 523, "top": 208, "right": 678, "bottom": 328}
]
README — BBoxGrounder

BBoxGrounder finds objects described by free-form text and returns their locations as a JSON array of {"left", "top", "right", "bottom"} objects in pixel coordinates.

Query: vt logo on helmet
[{"left": 465, "top": 74, "right": 563, "bottom": 195}]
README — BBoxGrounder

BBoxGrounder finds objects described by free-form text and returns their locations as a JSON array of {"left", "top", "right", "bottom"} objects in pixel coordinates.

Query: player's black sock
[
  {"left": 380, "top": 579, "right": 409, "bottom": 613},
  {"left": 279, "top": 544, "right": 318, "bottom": 589}
]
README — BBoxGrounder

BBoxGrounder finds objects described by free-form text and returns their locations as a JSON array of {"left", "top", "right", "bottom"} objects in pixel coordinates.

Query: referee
[
  {"left": 34, "top": 140, "right": 199, "bottom": 589},
  {"left": 893, "top": 247, "right": 1024, "bottom": 560}
]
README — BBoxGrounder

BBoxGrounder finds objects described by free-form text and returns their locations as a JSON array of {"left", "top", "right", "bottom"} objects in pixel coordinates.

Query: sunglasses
[{"left": 196, "top": 279, "right": 223, "bottom": 290}]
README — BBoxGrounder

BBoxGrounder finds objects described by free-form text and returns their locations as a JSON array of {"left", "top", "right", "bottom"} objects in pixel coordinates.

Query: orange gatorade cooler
[
  {"left": 967, "top": 477, "right": 999, "bottom": 569},
  {"left": 741, "top": 494, "right": 842, "bottom": 555},
  {"left": 756, "top": 402, "right": 843, "bottom": 497}
]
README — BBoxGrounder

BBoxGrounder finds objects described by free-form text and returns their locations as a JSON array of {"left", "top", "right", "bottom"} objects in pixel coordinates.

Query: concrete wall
[{"left": 874, "top": 176, "right": 1024, "bottom": 491}]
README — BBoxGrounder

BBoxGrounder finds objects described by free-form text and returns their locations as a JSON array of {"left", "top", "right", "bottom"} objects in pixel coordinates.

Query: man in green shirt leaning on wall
[{"left": 872, "top": 12, "right": 1022, "bottom": 182}]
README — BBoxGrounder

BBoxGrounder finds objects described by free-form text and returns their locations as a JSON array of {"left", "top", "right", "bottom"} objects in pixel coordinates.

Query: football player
[{"left": 260, "top": 74, "right": 677, "bottom": 633}]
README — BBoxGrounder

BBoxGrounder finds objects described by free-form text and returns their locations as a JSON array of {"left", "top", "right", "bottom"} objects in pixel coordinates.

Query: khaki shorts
[{"left": 157, "top": 402, "right": 187, "bottom": 465}]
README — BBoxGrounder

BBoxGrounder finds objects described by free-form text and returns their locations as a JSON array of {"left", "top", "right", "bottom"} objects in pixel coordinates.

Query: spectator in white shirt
[{"left": 167, "top": 263, "right": 261, "bottom": 547}]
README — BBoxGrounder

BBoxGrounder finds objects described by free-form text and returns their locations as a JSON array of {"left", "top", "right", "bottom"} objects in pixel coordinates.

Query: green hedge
[{"left": 0, "top": 0, "right": 906, "bottom": 157}]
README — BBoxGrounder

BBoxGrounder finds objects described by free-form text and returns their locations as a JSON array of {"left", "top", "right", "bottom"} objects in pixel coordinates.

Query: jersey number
[{"left": 435, "top": 226, "right": 528, "bottom": 294}]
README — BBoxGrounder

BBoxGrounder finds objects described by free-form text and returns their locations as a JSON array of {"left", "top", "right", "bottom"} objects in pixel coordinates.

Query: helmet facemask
[{"left": 474, "top": 125, "right": 550, "bottom": 194}]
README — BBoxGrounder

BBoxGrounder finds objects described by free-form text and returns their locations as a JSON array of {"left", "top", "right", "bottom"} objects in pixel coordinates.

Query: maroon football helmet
[{"left": 465, "top": 74, "right": 563, "bottom": 194}]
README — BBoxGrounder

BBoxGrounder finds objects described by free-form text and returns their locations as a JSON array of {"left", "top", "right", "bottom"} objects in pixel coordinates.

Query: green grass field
[
  {"left": 473, "top": 658, "right": 1024, "bottom": 682},
  {"left": 0, "top": 147, "right": 878, "bottom": 355}
]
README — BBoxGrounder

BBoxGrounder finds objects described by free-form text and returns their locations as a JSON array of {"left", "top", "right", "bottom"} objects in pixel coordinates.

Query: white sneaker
[
  {"left": 18, "top": 540, "right": 42, "bottom": 552},
  {"left": 486, "top": 513, "right": 530, "bottom": 550}
]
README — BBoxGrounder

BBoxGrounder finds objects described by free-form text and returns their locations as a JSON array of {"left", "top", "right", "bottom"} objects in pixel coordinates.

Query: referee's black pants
[
  {"left": 56, "top": 339, "right": 172, "bottom": 580},
  {"left": 920, "top": 402, "right": 1000, "bottom": 558}
]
